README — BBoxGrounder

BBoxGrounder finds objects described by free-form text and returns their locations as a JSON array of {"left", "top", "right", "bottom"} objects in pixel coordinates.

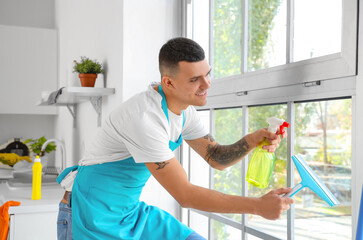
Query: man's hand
[
  {"left": 255, "top": 188, "right": 294, "bottom": 220},
  {"left": 247, "top": 128, "right": 287, "bottom": 153}
]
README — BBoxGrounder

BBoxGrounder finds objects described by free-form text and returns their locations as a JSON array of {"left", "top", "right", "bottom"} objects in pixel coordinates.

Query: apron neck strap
[{"left": 158, "top": 85, "right": 185, "bottom": 127}]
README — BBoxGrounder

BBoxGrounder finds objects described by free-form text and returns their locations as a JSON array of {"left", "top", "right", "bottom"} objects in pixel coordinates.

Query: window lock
[{"left": 304, "top": 80, "right": 321, "bottom": 87}]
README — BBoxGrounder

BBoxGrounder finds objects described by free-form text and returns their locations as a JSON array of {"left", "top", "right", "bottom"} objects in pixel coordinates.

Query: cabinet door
[
  {"left": 0, "top": 25, "right": 57, "bottom": 114},
  {"left": 8, "top": 211, "right": 58, "bottom": 240}
]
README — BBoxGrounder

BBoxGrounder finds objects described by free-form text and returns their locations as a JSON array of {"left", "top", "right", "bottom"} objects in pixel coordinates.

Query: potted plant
[
  {"left": 24, "top": 137, "right": 57, "bottom": 171},
  {"left": 24, "top": 137, "right": 56, "bottom": 157},
  {"left": 73, "top": 56, "right": 104, "bottom": 87}
]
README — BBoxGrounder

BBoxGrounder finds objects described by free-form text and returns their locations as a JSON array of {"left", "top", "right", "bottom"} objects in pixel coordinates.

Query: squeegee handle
[{"left": 283, "top": 183, "right": 303, "bottom": 198}]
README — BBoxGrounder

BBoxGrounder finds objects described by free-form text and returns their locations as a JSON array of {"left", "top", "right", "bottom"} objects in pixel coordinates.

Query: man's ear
[{"left": 161, "top": 75, "right": 175, "bottom": 89}]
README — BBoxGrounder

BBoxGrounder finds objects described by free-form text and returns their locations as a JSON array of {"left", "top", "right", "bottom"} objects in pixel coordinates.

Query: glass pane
[
  {"left": 247, "top": 104, "right": 287, "bottom": 238},
  {"left": 192, "top": 0, "right": 210, "bottom": 62},
  {"left": 213, "top": 0, "right": 242, "bottom": 78},
  {"left": 190, "top": 110, "right": 210, "bottom": 188},
  {"left": 211, "top": 219, "right": 241, "bottom": 240},
  {"left": 293, "top": 0, "right": 342, "bottom": 62},
  {"left": 294, "top": 99, "right": 351, "bottom": 239},
  {"left": 213, "top": 108, "right": 242, "bottom": 222},
  {"left": 190, "top": 211, "right": 209, "bottom": 239},
  {"left": 248, "top": 0, "right": 287, "bottom": 71}
]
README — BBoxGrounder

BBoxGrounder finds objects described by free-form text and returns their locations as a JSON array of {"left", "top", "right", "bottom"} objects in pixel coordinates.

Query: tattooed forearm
[
  {"left": 154, "top": 162, "right": 169, "bottom": 170},
  {"left": 205, "top": 136, "right": 250, "bottom": 166}
]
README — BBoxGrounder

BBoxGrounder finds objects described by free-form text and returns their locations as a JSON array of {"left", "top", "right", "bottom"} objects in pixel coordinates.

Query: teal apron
[{"left": 57, "top": 85, "right": 192, "bottom": 239}]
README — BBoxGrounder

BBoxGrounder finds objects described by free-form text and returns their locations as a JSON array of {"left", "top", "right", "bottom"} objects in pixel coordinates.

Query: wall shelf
[{"left": 38, "top": 87, "right": 115, "bottom": 127}]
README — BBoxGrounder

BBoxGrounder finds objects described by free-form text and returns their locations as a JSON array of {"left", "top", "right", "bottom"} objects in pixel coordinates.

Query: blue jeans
[
  {"left": 57, "top": 192, "right": 72, "bottom": 240},
  {"left": 56, "top": 192, "right": 204, "bottom": 240}
]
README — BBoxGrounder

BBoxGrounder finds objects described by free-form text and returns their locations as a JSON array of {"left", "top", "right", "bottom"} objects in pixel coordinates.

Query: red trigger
[{"left": 279, "top": 122, "right": 290, "bottom": 135}]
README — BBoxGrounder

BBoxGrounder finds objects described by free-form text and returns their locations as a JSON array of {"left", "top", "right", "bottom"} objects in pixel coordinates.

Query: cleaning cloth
[
  {"left": 47, "top": 87, "right": 65, "bottom": 104},
  {"left": 0, "top": 201, "right": 21, "bottom": 240}
]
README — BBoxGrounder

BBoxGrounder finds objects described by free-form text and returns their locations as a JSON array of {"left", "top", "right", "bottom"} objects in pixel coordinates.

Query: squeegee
[{"left": 284, "top": 154, "right": 340, "bottom": 207}]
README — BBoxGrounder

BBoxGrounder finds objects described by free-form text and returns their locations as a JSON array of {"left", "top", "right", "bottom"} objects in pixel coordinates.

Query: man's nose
[{"left": 201, "top": 76, "right": 211, "bottom": 89}]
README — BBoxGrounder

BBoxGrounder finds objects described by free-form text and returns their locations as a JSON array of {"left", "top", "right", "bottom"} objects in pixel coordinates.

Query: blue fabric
[
  {"left": 56, "top": 165, "right": 78, "bottom": 184},
  {"left": 185, "top": 231, "right": 206, "bottom": 240},
  {"left": 71, "top": 158, "right": 193, "bottom": 239},
  {"left": 158, "top": 85, "right": 185, "bottom": 151},
  {"left": 357, "top": 186, "right": 363, "bottom": 240},
  {"left": 57, "top": 192, "right": 72, "bottom": 240},
  {"left": 158, "top": 85, "right": 185, "bottom": 126},
  {"left": 158, "top": 85, "right": 185, "bottom": 150},
  {"left": 57, "top": 85, "right": 193, "bottom": 239}
]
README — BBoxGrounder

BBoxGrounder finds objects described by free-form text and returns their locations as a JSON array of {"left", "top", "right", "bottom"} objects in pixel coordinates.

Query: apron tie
[{"left": 56, "top": 165, "right": 79, "bottom": 184}]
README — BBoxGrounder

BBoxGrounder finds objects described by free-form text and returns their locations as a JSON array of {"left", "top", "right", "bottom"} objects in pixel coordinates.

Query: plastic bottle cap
[{"left": 34, "top": 155, "right": 41, "bottom": 162}]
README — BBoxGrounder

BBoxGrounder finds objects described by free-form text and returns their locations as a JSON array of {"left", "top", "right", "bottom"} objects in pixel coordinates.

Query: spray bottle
[
  {"left": 245, "top": 117, "right": 290, "bottom": 188},
  {"left": 31, "top": 155, "right": 42, "bottom": 200}
]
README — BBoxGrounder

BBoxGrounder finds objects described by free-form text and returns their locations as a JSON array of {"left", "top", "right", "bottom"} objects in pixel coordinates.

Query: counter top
[{"left": 0, "top": 182, "right": 64, "bottom": 214}]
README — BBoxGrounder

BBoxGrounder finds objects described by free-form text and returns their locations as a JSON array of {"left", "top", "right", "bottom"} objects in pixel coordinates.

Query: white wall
[
  {"left": 55, "top": 0, "right": 181, "bottom": 216},
  {"left": 122, "top": 1, "right": 180, "bottom": 100},
  {"left": 122, "top": 1, "right": 181, "bottom": 213},
  {"left": 54, "top": 0, "right": 124, "bottom": 168}
]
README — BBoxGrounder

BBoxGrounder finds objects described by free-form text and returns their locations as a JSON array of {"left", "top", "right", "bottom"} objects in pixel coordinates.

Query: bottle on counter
[
  {"left": 245, "top": 117, "right": 290, "bottom": 188},
  {"left": 31, "top": 155, "right": 42, "bottom": 200}
]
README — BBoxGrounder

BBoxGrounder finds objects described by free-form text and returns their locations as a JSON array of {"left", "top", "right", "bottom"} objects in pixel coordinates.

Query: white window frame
[
  {"left": 180, "top": 0, "right": 358, "bottom": 239},
  {"left": 181, "top": 100, "right": 353, "bottom": 240},
  {"left": 181, "top": 0, "right": 357, "bottom": 109}
]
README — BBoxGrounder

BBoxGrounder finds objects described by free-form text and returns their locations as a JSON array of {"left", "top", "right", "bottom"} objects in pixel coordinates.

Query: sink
[
  {"left": 7, "top": 171, "right": 59, "bottom": 188},
  {"left": 0, "top": 168, "right": 14, "bottom": 179}
]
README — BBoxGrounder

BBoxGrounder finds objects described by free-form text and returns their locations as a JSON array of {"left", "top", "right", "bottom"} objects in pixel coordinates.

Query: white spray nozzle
[{"left": 266, "top": 117, "right": 285, "bottom": 133}]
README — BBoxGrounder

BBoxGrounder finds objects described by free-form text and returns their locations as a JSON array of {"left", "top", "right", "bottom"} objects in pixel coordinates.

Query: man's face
[{"left": 169, "top": 59, "right": 211, "bottom": 107}]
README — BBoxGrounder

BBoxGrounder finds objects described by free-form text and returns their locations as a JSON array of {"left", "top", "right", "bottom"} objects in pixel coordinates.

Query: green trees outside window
[
  {"left": 192, "top": 0, "right": 350, "bottom": 238},
  {"left": 210, "top": 99, "right": 351, "bottom": 239}
]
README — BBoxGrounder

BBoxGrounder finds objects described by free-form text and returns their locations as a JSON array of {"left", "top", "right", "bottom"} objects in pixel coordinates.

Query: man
[{"left": 57, "top": 37, "right": 293, "bottom": 240}]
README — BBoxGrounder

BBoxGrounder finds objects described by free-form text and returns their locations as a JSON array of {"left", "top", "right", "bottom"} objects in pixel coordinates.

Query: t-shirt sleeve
[
  {"left": 113, "top": 111, "right": 175, "bottom": 163},
  {"left": 182, "top": 106, "right": 209, "bottom": 140}
]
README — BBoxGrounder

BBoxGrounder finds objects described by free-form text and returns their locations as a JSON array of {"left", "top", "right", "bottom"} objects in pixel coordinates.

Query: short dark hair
[{"left": 159, "top": 37, "right": 205, "bottom": 77}]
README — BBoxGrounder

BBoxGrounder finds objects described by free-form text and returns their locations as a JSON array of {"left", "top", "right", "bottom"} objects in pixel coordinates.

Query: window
[
  {"left": 181, "top": 0, "right": 357, "bottom": 239},
  {"left": 293, "top": 99, "right": 351, "bottom": 240},
  {"left": 182, "top": 0, "right": 357, "bottom": 107},
  {"left": 182, "top": 99, "right": 352, "bottom": 239}
]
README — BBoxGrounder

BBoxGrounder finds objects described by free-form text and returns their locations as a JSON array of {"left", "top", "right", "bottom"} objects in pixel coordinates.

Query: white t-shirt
[{"left": 60, "top": 83, "right": 208, "bottom": 191}]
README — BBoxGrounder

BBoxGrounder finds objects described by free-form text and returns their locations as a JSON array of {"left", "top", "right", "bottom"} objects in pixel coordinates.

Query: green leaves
[
  {"left": 73, "top": 56, "right": 104, "bottom": 74},
  {"left": 24, "top": 137, "right": 56, "bottom": 157}
]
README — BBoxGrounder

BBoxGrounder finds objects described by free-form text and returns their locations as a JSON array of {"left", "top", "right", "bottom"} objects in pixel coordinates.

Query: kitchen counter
[
  {"left": 0, "top": 181, "right": 64, "bottom": 214},
  {"left": 1, "top": 181, "right": 64, "bottom": 240}
]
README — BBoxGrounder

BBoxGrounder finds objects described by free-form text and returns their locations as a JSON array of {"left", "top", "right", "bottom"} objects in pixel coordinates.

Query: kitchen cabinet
[
  {"left": 0, "top": 183, "right": 63, "bottom": 240},
  {"left": 8, "top": 205, "right": 59, "bottom": 240},
  {"left": 0, "top": 25, "right": 57, "bottom": 115}
]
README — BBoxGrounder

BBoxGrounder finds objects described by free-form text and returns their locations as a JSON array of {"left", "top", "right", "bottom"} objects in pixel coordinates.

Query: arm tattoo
[
  {"left": 154, "top": 162, "right": 169, "bottom": 170},
  {"left": 205, "top": 134, "right": 250, "bottom": 166}
]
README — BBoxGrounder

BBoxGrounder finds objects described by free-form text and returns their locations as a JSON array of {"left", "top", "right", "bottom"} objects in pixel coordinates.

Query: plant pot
[{"left": 79, "top": 73, "right": 97, "bottom": 87}]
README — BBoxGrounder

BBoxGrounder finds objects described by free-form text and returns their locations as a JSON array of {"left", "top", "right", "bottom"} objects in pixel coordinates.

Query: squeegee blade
[{"left": 292, "top": 154, "right": 340, "bottom": 207}]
